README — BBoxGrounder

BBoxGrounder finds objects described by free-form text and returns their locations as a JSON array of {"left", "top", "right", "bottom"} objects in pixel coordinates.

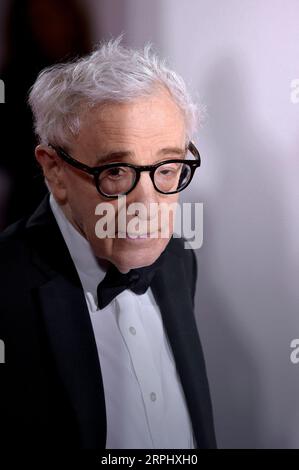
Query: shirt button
[
  {"left": 150, "top": 392, "right": 157, "bottom": 402},
  {"left": 129, "top": 326, "right": 136, "bottom": 335}
]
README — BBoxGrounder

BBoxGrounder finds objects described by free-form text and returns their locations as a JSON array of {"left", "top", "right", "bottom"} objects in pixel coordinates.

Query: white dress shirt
[{"left": 49, "top": 194, "right": 195, "bottom": 449}]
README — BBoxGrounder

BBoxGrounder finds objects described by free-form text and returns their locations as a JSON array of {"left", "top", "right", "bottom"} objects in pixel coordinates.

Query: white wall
[
  {"left": 86, "top": 0, "right": 299, "bottom": 448},
  {"left": 155, "top": 0, "right": 299, "bottom": 449}
]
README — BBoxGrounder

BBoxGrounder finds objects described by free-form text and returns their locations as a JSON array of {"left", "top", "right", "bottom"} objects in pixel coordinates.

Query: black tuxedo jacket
[{"left": 0, "top": 194, "right": 216, "bottom": 449}]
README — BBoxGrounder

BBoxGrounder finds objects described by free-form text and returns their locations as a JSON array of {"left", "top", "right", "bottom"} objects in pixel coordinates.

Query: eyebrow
[{"left": 95, "top": 147, "right": 186, "bottom": 164}]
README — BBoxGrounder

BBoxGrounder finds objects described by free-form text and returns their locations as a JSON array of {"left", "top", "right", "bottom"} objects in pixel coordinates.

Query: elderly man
[{"left": 0, "top": 39, "right": 216, "bottom": 449}]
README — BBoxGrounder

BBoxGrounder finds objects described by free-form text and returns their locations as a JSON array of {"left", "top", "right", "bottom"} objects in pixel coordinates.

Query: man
[{"left": 0, "top": 38, "right": 216, "bottom": 449}]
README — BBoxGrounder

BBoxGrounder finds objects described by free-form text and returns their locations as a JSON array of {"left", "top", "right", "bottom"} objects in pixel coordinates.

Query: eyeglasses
[{"left": 48, "top": 141, "right": 201, "bottom": 198}]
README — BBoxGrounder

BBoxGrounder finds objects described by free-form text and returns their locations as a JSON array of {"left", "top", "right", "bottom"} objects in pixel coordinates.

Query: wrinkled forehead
[{"left": 75, "top": 92, "right": 187, "bottom": 151}]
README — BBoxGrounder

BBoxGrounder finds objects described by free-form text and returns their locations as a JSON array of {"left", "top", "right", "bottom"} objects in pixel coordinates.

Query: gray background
[{"left": 1, "top": 0, "right": 298, "bottom": 448}]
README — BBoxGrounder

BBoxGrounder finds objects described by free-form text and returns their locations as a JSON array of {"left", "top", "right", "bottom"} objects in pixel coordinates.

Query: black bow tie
[{"left": 97, "top": 251, "right": 166, "bottom": 310}]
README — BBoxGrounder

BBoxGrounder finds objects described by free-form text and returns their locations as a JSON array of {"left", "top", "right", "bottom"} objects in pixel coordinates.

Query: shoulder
[
  {"left": 0, "top": 219, "right": 37, "bottom": 307},
  {"left": 0, "top": 194, "right": 50, "bottom": 264},
  {"left": 0, "top": 217, "right": 29, "bottom": 259}
]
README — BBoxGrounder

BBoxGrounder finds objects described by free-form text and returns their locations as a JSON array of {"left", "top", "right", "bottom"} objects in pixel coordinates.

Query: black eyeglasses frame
[{"left": 48, "top": 141, "right": 201, "bottom": 198}]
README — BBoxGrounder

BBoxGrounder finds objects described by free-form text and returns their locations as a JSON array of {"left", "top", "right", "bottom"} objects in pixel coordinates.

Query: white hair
[{"left": 28, "top": 36, "right": 201, "bottom": 147}]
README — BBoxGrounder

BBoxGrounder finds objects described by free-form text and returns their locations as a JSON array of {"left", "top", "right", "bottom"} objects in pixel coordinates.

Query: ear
[{"left": 35, "top": 144, "right": 67, "bottom": 202}]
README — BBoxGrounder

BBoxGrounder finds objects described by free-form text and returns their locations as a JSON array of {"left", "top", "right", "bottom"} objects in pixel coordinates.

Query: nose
[
  {"left": 130, "top": 171, "right": 158, "bottom": 203},
  {"left": 126, "top": 171, "right": 159, "bottom": 221}
]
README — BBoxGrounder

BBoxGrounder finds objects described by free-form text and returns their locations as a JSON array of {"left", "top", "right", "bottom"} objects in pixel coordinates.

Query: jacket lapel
[
  {"left": 26, "top": 194, "right": 106, "bottom": 449},
  {"left": 151, "top": 249, "right": 216, "bottom": 449}
]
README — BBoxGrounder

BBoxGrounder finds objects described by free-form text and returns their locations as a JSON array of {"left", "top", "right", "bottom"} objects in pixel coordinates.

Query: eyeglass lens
[{"left": 98, "top": 161, "right": 192, "bottom": 196}]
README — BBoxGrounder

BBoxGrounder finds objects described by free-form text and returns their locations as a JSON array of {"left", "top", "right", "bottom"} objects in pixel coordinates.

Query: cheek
[
  {"left": 66, "top": 183, "right": 104, "bottom": 236},
  {"left": 66, "top": 171, "right": 89, "bottom": 198},
  {"left": 77, "top": 196, "right": 119, "bottom": 257},
  {"left": 81, "top": 212, "right": 116, "bottom": 261},
  {"left": 65, "top": 170, "right": 101, "bottom": 214},
  {"left": 158, "top": 196, "right": 179, "bottom": 230}
]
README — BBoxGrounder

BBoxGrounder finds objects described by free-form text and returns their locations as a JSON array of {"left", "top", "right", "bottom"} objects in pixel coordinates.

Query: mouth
[{"left": 117, "top": 231, "right": 160, "bottom": 239}]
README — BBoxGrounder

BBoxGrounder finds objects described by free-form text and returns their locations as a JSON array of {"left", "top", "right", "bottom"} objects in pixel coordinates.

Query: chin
[{"left": 111, "top": 248, "right": 163, "bottom": 273}]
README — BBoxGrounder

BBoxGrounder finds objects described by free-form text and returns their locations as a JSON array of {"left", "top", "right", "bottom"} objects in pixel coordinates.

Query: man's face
[{"left": 41, "top": 90, "right": 186, "bottom": 273}]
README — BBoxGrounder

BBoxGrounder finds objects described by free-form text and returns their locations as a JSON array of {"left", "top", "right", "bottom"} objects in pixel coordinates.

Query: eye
[
  {"left": 160, "top": 168, "right": 177, "bottom": 174},
  {"left": 105, "top": 167, "right": 127, "bottom": 178},
  {"left": 157, "top": 163, "right": 180, "bottom": 177}
]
